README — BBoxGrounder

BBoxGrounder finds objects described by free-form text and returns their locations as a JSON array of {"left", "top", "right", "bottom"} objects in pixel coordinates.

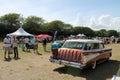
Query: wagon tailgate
[{"left": 57, "top": 48, "right": 83, "bottom": 63}]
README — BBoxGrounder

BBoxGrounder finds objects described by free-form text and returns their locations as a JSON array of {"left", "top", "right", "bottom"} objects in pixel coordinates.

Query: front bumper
[{"left": 49, "top": 58, "right": 86, "bottom": 69}]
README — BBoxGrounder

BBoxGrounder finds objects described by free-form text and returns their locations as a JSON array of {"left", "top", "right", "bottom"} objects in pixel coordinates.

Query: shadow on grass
[
  {"left": 45, "top": 50, "right": 50, "bottom": 52},
  {"left": 53, "top": 60, "right": 120, "bottom": 80},
  {"left": 4, "top": 58, "right": 12, "bottom": 62},
  {"left": 36, "top": 52, "right": 42, "bottom": 55}
]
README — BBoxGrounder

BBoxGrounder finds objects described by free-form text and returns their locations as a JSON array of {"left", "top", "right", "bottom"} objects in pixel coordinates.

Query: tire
[
  {"left": 106, "top": 53, "right": 112, "bottom": 61},
  {"left": 106, "top": 57, "right": 110, "bottom": 61},
  {"left": 91, "top": 61, "right": 96, "bottom": 69},
  {"left": 110, "top": 53, "right": 112, "bottom": 57}
]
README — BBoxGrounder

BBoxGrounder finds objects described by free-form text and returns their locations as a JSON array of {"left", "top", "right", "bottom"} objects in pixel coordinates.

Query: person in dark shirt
[{"left": 42, "top": 38, "right": 47, "bottom": 52}]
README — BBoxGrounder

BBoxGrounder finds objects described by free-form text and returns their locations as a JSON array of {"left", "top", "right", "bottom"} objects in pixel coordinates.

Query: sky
[{"left": 0, "top": 0, "right": 120, "bottom": 31}]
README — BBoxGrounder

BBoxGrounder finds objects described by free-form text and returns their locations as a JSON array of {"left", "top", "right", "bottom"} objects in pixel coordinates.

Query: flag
[{"left": 53, "top": 31, "right": 57, "bottom": 41}]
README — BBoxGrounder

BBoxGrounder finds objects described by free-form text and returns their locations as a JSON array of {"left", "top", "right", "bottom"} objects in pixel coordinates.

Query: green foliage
[
  {"left": 63, "top": 24, "right": 73, "bottom": 36},
  {"left": 42, "top": 21, "right": 73, "bottom": 38},
  {"left": 45, "top": 20, "right": 64, "bottom": 36},
  {"left": 95, "top": 29, "right": 107, "bottom": 37},
  {"left": 0, "top": 13, "right": 22, "bottom": 34},
  {"left": 23, "top": 16, "right": 44, "bottom": 34},
  {"left": 107, "top": 30, "right": 119, "bottom": 37},
  {"left": 95, "top": 29, "right": 119, "bottom": 37},
  {"left": 42, "top": 22, "right": 50, "bottom": 33},
  {"left": 73, "top": 26, "right": 95, "bottom": 37},
  {"left": 0, "top": 13, "right": 119, "bottom": 38}
]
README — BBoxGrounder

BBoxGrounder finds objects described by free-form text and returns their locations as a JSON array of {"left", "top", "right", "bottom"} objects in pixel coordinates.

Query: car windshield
[{"left": 62, "top": 41, "right": 84, "bottom": 49}]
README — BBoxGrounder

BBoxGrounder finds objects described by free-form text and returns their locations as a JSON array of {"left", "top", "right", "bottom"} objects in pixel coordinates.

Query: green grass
[{"left": 0, "top": 41, "right": 53, "bottom": 59}]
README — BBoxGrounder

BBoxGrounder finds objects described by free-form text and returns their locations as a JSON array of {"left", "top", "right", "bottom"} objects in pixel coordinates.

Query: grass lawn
[
  {"left": 0, "top": 41, "right": 119, "bottom": 80},
  {"left": 0, "top": 41, "right": 52, "bottom": 58}
]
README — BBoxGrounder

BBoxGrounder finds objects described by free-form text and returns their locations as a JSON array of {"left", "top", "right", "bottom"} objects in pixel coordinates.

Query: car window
[
  {"left": 62, "top": 41, "right": 84, "bottom": 49},
  {"left": 99, "top": 43, "right": 104, "bottom": 48},
  {"left": 85, "top": 43, "right": 100, "bottom": 50}
]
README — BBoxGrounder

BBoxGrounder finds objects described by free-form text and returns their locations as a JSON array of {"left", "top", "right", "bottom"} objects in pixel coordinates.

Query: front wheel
[{"left": 91, "top": 61, "right": 96, "bottom": 69}]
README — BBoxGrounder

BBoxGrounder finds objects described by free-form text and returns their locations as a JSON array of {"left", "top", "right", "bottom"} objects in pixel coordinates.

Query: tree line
[{"left": 0, "top": 13, "right": 119, "bottom": 39}]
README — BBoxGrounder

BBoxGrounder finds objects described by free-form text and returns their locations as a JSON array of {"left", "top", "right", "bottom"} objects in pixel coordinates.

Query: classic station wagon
[{"left": 49, "top": 39, "right": 112, "bottom": 69}]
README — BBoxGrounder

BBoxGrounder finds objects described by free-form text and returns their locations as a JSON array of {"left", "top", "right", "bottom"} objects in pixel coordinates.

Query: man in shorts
[{"left": 3, "top": 35, "right": 11, "bottom": 59}]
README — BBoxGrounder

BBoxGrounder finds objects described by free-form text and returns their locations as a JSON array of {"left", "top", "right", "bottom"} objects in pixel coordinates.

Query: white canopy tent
[
  {"left": 7, "top": 27, "right": 34, "bottom": 36},
  {"left": 77, "top": 34, "right": 86, "bottom": 37}
]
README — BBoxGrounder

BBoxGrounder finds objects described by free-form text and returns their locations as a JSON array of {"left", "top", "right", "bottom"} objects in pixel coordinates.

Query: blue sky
[{"left": 0, "top": 0, "right": 120, "bottom": 31}]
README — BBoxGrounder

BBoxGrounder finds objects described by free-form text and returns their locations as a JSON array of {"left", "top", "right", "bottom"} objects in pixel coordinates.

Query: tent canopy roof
[
  {"left": 36, "top": 34, "right": 52, "bottom": 41},
  {"left": 8, "top": 27, "right": 34, "bottom": 36},
  {"left": 77, "top": 34, "right": 86, "bottom": 37}
]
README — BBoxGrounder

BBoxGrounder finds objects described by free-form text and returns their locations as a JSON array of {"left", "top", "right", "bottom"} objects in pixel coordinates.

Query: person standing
[
  {"left": 25, "top": 37, "right": 30, "bottom": 51},
  {"left": 21, "top": 37, "right": 25, "bottom": 51},
  {"left": 42, "top": 38, "right": 47, "bottom": 52},
  {"left": 12, "top": 36, "right": 19, "bottom": 59},
  {"left": 34, "top": 39, "right": 39, "bottom": 54},
  {"left": 3, "top": 35, "right": 11, "bottom": 59}
]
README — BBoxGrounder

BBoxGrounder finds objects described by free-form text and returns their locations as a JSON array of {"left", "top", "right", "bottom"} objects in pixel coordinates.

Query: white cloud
[
  {"left": 89, "top": 15, "right": 120, "bottom": 31},
  {"left": 69, "top": 13, "right": 87, "bottom": 26},
  {"left": 89, "top": 16, "right": 97, "bottom": 28},
  {"left": 69, "top": 14, "right": 120, "bottom": 31},
  {"left": 98, "top": 15, "right": 112, "bottom": 26}
]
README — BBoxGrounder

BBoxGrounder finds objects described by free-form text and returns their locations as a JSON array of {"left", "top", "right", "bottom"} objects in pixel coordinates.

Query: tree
[
  {"left": 46, "top": 20, "right": 64, "bottom": 36},
  {"left": 107, "top": 30, "right": 119, "bottom": 37},
  {"left": 42, "top": 21, "right": 73, "bottom": 39},
  {"left": 80, "top": 27, "right": 95, "bottom": 37},
  {"left": 0, "top": 13, "right": 23, "bottom": 34},
  {"left": 73, "top": 26, "right": 95, "bottom": 37},
  {"left": 42, "top": 22, "right": 50, "bottom": 34},
  {"left": 95, "top": 29, "right": 107, "bottom": 37},
  {"left": 72, "top": 26, "right": 81, "bottom": 35},
  {"left": 63, "top": 24, "right": 73, "bottom": 36},
  {"left": 23, "top": 16, "right": 44, "bottom": 34}
]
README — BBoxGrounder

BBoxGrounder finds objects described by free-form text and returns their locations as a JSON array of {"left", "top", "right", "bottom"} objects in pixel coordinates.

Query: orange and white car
[{"left": 49, "top": 39, "right": 112, "bottom": 69}]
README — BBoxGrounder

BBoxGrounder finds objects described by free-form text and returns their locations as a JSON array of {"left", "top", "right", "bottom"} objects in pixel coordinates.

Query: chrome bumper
[{"left": 49, "top": 58, "right": 86, "bottom": 69}]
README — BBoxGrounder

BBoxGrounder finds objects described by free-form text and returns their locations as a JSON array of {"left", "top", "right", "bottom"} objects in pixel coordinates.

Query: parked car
[
  {"left": 117, "top": 38, "right": 120, "bottom": 43},
  {"left": 49, "top": 39, "right": 112, "bottom": 69}
]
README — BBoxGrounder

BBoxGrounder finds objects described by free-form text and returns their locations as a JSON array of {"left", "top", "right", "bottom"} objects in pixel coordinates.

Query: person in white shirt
[{"left": 3, "top": 35, "right": 11, "bottom": 59}]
